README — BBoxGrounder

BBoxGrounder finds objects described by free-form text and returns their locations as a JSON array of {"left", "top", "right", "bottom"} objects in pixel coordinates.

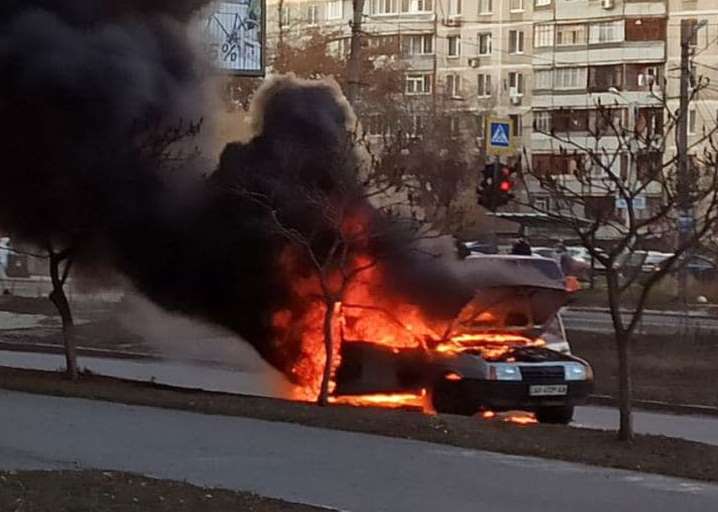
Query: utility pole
[
  {"left": 677, "top": 19, "right": 705, "bottom": 304},
  {"left": 346, "top": 0, "right": 365, "bottom": 106}
]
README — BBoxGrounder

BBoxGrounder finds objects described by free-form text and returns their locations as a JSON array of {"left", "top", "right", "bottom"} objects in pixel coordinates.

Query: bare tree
[
  {"left": 519, "top": 77, "right": 718, "bottom": 440},
  {"left": 232, "top": 127, "right": 437, "bottom": 404},
  {"left": 45, "top": 243, "right": 78, "bottom": 379}
]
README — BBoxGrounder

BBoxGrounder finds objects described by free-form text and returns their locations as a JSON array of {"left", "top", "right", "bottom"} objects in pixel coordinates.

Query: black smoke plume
[{"left": 0, "top": 1, "right": 470, "bottom": 379}]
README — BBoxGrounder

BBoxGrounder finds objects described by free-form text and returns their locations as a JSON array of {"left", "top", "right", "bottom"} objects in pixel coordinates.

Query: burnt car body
[{"left": 335, "top": 255, "right": 594, "bottom": 424}]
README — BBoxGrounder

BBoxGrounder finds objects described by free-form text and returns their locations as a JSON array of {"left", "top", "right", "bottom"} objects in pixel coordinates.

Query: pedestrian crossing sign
[{"left": 486, "top": 117, "right": 515, "bottom": 156}]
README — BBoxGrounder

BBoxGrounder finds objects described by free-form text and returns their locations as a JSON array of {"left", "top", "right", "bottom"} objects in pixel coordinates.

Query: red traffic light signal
[{"left": 499, "top": 179, "right": 512, "bottom": 192}]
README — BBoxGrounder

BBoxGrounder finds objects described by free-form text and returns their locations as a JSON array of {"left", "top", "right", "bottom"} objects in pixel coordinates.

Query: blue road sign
[{"left": 490, "top": 122, "right": 511, "bottom": 147}]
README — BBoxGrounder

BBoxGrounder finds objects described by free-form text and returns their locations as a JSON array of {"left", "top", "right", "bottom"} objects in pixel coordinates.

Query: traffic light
[
  {"left": 495, "top": 164, "right": 515, "bottom": 207},
  {"left": 477, "top": 162, "right": 515, "bottom": 211}
]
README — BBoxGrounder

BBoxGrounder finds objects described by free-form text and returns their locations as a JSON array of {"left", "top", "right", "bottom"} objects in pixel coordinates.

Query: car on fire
[{"left": 334, "top": 254, "right": 593, "bottom": 424}]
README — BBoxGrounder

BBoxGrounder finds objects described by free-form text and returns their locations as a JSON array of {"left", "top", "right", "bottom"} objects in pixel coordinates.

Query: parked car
[
  {"left": 334, "top": 255, "right": 593, "bottom": 424},
  {"left": 619, "top": 250, "right": 673, "bottom": 274},
  {"left": 462, "top": 241, "right": 498, "bottom": 255},
  {"left": 567, "top": 246, "right": 607, "bottom": 272},
  {"left": 656, "top": 254, "right": 718, "bottom": 280},
  {"left": 532, "top": 246, "right": 590, "bottom": 280}
]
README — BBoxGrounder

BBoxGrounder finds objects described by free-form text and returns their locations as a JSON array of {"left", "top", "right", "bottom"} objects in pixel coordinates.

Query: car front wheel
[
  {"left": 535, "top": 406, "right": 574, "bottom": 424},
  {"left": 431, "top": 380, "right": 476, "bottom": 416}
]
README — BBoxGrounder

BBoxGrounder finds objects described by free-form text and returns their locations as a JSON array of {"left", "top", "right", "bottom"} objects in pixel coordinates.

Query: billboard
[{"left": 200, "top": 0, "right": 264, "bottom": 76}]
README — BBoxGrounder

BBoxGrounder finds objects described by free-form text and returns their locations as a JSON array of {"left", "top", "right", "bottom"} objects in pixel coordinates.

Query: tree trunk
[
  {"left": 616, "top": 332, "right": 633, "bottom": 441},
  {"left": 606, "top": 270, "right": 633, "bottom": 441},
  {"left": 48, "top": 254, "right": 78, "bottom": 381},
  {"left": 318, "top": 299, "right": 338, "bottom": 406}
]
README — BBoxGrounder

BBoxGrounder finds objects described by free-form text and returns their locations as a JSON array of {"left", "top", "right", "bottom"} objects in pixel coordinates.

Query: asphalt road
[
  {"left": 1, "top": 390, "right": 716, "bottom": 512},
  {"left": 562, "top": 307, "right": 718, "bottom": 334},
  {"left": 2, "top": 349, "right": 718, "bottom": 446}
]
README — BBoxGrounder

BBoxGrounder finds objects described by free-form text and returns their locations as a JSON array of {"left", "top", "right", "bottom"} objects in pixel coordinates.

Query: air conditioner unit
[
  {"left": 601, "top": 0, "right": 615, "bottom": 9},
  {"left": 510, "top": 95, "right": 522, "bottom": 106},
  {"left": 468, "top": 57, "right": 480, "bottom": 68}
]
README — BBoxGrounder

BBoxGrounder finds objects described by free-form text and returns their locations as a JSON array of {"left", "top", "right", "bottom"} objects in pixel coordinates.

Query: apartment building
[
  {"left": 264, "top": 0, "right": 531, "bottom": 146},
  {"left": 665, "top": 1, "right": 718, "bottom": 163},
  {"left": 262, "top": 1, "right": 718, "bottom": 240},
  {"left": 529, "top": 0, "right": 668, "bottom": 225}
]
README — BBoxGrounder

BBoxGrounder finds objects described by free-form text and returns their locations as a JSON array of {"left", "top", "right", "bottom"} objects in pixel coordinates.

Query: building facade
[{"left": 262, "top": 0, "right": 716, "bottom": 239}]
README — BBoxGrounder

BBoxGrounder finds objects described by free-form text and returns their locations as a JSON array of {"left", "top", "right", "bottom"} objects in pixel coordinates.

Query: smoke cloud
[{"left": 0, "top": 1, "right": 471, "bottom": 381}]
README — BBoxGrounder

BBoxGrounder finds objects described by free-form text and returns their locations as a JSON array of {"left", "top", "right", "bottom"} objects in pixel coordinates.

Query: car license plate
[{"left": 529, "top": 385, "right": 568, "bottom": 396}]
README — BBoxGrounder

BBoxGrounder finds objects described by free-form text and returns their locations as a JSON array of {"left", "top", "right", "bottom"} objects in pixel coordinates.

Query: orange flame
[{"left": 271, "top": 213, "right": 543, "bottom": 416}]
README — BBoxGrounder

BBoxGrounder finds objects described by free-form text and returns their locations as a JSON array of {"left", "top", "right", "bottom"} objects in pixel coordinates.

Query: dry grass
[
  {"left": 570, "top": 330, "right": 718, "bottom": 407},
  {"left": 0, "top": 470, "right": 326, "bottom": 512}
]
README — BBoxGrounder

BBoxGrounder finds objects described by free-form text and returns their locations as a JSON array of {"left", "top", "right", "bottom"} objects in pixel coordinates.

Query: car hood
[{"left": 447, "top": 257, "right": 568, "bottom": 330}]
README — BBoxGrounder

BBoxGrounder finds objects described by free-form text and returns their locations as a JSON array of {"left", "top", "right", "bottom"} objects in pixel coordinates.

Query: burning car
[{"left": 333, "top": 254, "right": 593, "bottom": 424}]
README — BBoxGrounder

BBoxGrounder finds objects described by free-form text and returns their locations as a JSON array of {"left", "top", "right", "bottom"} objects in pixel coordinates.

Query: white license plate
[{"left": 529, "top": 385, "right": 568, "bottom": 396}]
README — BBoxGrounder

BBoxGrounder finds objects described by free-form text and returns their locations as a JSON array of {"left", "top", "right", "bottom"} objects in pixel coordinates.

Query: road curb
[
  {"left": 0, "top": 340, "right": 158, "bottom": 361},
  {"left": 0, "top": 341, "right": 258, "bottom": 373},
  {"left": 587, "top": 394, "right": 718, "bottom": 418}
]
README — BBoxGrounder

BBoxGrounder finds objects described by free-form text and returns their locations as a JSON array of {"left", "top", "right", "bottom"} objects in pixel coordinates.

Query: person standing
[{"left": 511, "top": 238, "right": 532, "bottom": 256}]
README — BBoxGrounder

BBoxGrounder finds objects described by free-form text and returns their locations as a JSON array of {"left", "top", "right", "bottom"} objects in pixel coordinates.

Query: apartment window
[
  {"left": 477, "top": 74, "right": 492, "bottom": 96},
  {"left": 638, "top": 66, "right": 658, "bottom": 87},
  {"left": 533, "top": 154, "right": 583, "bottom": 176},
  {"left": 592, "top": 108, "right": 626, "bottom": 134},
  {"left": 406, "top": 74, "right": 432, "bottom": 95},
  {"left": 588, "top": 65, "right": 623, "bottom": 92},
  {"left": 534, "top": 69, "right": 552, "bottom": 89},
  {"left": 534, "top": 111, "right": 551, "bottom": 132},
  {"left": 372, "top": 0, "right": 399, "bottom": 14},
  {"left": 450, "top": 116, "right": 461, "bottom": 137},
  {"left": 552, "top": 109, "right": 589, "bottom": 133},
  {"left": 509, "top": 30, "right": 525, "bottom": 54},
  {"left": 446, "top": 74, "right": 461, "bottom": 97},
  {"left": 589, "top": 21, "right": 625, "bottom": 44},
  {"left": 327, "top": 0, "right": 343, "bottom": 19},
  {"left": 448, "top": 36, "right": 461, "bottom": 57},
  {"left": 509, "top": 0, "right": 524, "bottom": 11},
  {"left": 479, "top": 0, "right": 492, "bottom": 14},
  {"left": 688, "top": 108, "right": 697, "bottom": 134},
  {"left": 404, "top": 34, "right": 433, "bottom": 55},
  {"left": 625, "top": 17, "right": 666, "bottom": 42},
  {"left": 554, "top": 67, "right": 587, "bottom": 89},
  {"left": 306, "top": 4, "right": 320, "bottom": 25},
  {"left": 448, "top": 0, "right": 462, "bottom": 15},
  {"left": 624, "top": 64, "right": 660, "bottom": 90},
  {"left": 509, "top": 72, "right": 524, "bottom": 95},
  {"left": 280, "top": 5, "right": 292, "bottom": 26},
  {"left": 478, "top": 33, "right": 492, "bottom": 55},
  {"left": 510, "top": 114, "right": 522, "bottom": 136},
  {"left": 534, "top": 24, "right": 554, "bottom": 48},
  {"left": 636, "top": 107, "right": 664, "bottom": 136},
  {"left": 404, "top": 0, "right": 433, "bottom": 12},
  {"left": 683, "top": 19, "right": 702, "bottom": 47},
  {"left": 556, "top": 24, "right": 585, "bottom": 46}
]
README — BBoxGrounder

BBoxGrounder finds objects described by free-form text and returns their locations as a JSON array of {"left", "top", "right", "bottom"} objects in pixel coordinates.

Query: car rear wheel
[
  {"left": 535, "top": 406, "right": 574, "bottom": 424},
  {"left": 431, "top": 380, "right": 476, "bottom": 416}
]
